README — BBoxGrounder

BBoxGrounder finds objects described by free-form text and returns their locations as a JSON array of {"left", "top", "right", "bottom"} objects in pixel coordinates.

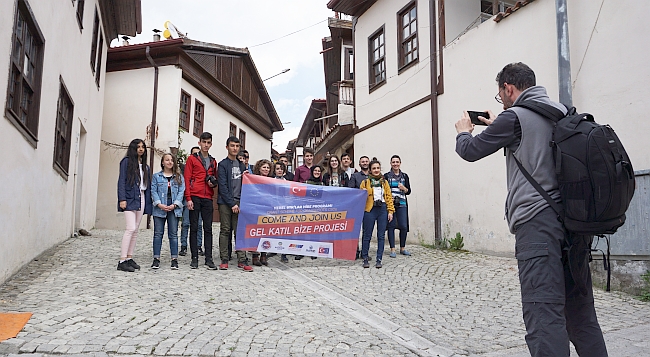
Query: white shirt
[{"left": 139, "top": 163, "right": 146, "bottom": 191}]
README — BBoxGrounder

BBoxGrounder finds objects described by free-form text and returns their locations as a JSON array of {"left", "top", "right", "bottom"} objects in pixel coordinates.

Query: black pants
[
  {"left": 189, "top": 196, "right": 213, "bottom": 261},
  {"left": 515, "top": 207, "right": 607, "bottom": 357}
]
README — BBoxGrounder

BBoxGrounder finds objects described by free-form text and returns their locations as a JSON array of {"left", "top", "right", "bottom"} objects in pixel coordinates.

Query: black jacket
[
  {"left": 217, "top": 157, "right": 247, "bottom": 207},
  {"left": 322, "top": 172, "right": 350, "bottom": 187}
]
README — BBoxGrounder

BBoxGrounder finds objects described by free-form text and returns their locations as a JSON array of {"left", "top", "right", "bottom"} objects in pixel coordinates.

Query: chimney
[
  {"left": 121, "top": 36, "right": 130, "bottom": 46},
  {"left": 153, "top": 29, "right": 162, "bottom": 42}
]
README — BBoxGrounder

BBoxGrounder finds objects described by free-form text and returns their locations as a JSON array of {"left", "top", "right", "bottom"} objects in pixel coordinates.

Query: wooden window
[
  {"left": 192, "top": 100, "right": 204, "bottom": 137},
  {"left": 76, "top": 0, "right": 85, "bottom": 30},
  {"left": 5, "top": 0, "right": 45, "bottom": 145},
  {"left": 179, "top": 90, "right": 191, "bottom": 131},
  {"left": 343, "top": 47, "right": 354, "bottom": 80},
  {"left": 368, "top": 26, "right": 386, "bottom": 90},
  {"left": 94, "top": 32, "right": 103, "bottom": 87},
  {"left": 398, "top": 2, "right": 418, "bottom": 70},
  {"left": 53, "top": 78, "right": 74, "bottom": 177},
  {"left": 238, "top": 129, "right": 246, "bottom": 149},
  {"left": 229, "top": 122, "right": 237, "bottom": 138},
  {"left": 89, "top": 9, "right": 99, "bottom": 72}
]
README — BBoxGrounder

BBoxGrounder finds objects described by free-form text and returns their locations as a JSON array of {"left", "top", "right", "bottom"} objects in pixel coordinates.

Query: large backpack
[{"left": 512, "top": 101, "right": 635, "bottom": 236}]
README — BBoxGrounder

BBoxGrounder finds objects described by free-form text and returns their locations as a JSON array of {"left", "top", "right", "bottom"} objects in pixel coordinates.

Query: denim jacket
[{"left": 151, "top": 171, "right": 185, "bottom": 218}]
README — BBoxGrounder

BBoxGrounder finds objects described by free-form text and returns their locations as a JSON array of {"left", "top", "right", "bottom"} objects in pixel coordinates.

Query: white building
[
  {"left": 96, "top": 38, "right": 283, "bottom": 229},
  {"left": 0, "top": 0, "right": 141, "bottom": 283},
  {"left": 329, "top": 0, "right": 650, "bottom": 255}
]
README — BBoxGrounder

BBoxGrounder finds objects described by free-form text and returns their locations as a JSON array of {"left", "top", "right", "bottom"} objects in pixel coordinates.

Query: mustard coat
[{"left": 360, "top": 178, "right": 395, "bottom": 214}]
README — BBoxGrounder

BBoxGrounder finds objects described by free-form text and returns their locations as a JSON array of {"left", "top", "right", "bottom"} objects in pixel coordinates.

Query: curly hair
[{"left": 253, "top": 159, "right": 273, "bottom": 177}]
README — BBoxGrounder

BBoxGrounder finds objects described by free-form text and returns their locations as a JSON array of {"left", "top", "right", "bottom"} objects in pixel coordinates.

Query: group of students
[
  {"left": 290, "top": 148, "right": 412, "bottom": 268},
  {"left": 116, "top": 133, "right": 412, "bottom": 272}
]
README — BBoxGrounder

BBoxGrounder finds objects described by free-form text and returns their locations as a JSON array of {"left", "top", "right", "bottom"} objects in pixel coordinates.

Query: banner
[{"left": 235, "top": 174, "right": 366, "bottom": 260}]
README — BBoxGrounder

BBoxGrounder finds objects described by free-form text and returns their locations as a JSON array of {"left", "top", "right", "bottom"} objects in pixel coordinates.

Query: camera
[
  {"left": 468, "top": 111, "right": 490, "bottom": 126},
  {"left": 206, "top": 175, "right": 218, "bottom": 187},
  {"left": 373, "top": 200, "right": 385, "bottom": 207}
]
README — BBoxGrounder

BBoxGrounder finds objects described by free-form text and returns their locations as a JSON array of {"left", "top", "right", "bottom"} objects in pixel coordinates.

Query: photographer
[
  {"left": 454, "top": 63, "right": 607, "bottom": 356},
  {"left": 183, "top": 132, "right": 218, "bottom": 270}
]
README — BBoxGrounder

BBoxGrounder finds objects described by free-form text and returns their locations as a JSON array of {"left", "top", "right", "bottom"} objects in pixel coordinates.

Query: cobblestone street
[{"left": 1, "top": 228, "right": 649, "bottom": 357}]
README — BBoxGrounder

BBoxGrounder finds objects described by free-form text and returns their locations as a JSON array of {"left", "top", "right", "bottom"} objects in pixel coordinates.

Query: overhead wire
[{"left": 249, "top": 19, "right": 328, "bottom": 48}]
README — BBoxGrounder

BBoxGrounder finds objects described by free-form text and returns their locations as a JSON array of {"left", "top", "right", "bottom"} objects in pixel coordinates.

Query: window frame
[
  {"left": 367, "top": 25, "right": 386, "bottom": 92},
  {"left": 53, "top": 76, "right": 75, "bottom": 178},
  {"left": 397, "top": 1, "right": 419, "bottom": 73},
  {"left": 192, "top": 99, "right": 204, "bottom": 137},
  {"left": 76, "top": 0, "right": 85, "bottom": 31},
  {"left": 343, "top": 46, "right": 354, "bottom": 80},
  {"left": 89, "top": 8, "right": 99, "bottom": 73},
  {"left": 4, "top": 0, "right": 46, "bottom": 147},
  {"left": 229, "top": 122, "right": 237, "bottom": 138},
  {"left": 238, "top": 129, "right": 246, "bottom": 150},
  {"left": 94, "top": 31, "right": 103, "bottom": 88},
  {"left": 178, "top": 90, "right": 191, "bottom": 131}
]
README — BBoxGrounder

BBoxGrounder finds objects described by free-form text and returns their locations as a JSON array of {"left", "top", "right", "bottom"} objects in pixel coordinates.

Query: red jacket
[{"left": 184, "top": 153, "right": 217, "bottom": 201}]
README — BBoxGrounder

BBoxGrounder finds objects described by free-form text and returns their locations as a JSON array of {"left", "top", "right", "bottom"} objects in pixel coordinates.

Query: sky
[{"left": 114, "top": 0, "right": 337, "bottom": 154}]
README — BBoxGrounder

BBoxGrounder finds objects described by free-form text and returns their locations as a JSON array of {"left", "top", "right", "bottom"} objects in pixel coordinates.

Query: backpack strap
[
  {"left": 512, "top": 155, "right": 564, "bottom": 222},
  {"left": 515, "top": 101, "right": 566, "bottom": 122}
]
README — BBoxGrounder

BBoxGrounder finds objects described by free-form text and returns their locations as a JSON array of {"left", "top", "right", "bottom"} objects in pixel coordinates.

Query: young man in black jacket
[{"left": 217, "top": 137, "right": 252, "bottom": 271}]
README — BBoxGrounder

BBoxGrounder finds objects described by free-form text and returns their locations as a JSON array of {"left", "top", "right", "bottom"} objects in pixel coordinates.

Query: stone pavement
[{"left": 1, "top": 228, "right": 649, "bottom": 357}]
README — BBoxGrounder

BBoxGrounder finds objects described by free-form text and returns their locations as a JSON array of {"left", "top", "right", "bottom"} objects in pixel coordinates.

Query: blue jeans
[
  {"left": 362, "top": 204, "right": 388, "bottom": 262},
  {"left": 387, "top": 206, "right": 408, "bottom": 249},
  {"left": 153, "top": 212, "right": 179, "bottom": 258},
  {"left": 180, "top": 204, "right": 202, "bottom": 248}
]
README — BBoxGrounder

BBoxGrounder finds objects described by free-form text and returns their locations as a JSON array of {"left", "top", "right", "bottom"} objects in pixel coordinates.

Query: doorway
[{"left": 73, "top": 123, "right": 87, "bottom": 230}]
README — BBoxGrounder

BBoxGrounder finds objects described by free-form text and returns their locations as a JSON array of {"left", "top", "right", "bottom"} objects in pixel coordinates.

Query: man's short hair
[
  {"left": 279, "top": 154, "right": 288, "bottom": 160},
  {"left": 191, "top": 146, "right": 200, "bottom": 153},
  {"left": 226, "top": 136, "right": 240, "bottom": 146},
  {"left": 199, "top": 132, "right": 212, "bottom": 141},
  {"left": 341, "top": 153, "right": 351, "bottom": 160},
  {"left": 359, "top": 155, "right": 369, "bottom": 161},
  {"left": 496, "top": 62, "right": 536, "bottom": 91},
  {"left": 304, "top": 148, "right": 314, "bottom": 156}
]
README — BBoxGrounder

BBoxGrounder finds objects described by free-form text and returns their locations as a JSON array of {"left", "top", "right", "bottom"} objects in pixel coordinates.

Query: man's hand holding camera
[{"left": 455, "top": 110, "right": 496, "bottom": 134}]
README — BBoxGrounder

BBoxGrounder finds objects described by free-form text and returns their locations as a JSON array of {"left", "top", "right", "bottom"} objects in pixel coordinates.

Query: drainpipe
[
  {"left": 145, "top": 46, "right": 159, "bottom": 229},
  {"left": 429, "top": 0, "right": 442, "bottom": 243},
  {"left": 555, "top": 0, "right": 572, "bottom": 107}
]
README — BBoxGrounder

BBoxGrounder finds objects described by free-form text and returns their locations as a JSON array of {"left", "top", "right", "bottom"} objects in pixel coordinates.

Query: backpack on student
[{"left": 512, "top": 101, "right": 635, "bottom": 236}]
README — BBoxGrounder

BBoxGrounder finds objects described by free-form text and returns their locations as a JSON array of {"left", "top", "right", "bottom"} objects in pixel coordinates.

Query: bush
[
  {"left": 639, "top": 270, "right": 650, "bottom": 302},
  {"left": 449, "top": 232, "right": 465, "bottom": 251}
]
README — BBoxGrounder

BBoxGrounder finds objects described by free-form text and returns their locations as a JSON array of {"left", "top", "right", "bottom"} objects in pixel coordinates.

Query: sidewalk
[{"left": 0, "top": 228, "right": 648, "bottom": 356}]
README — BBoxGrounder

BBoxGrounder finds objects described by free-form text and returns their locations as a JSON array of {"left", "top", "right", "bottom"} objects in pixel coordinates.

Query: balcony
[{"left": 339, "top": 80, "right": 354, "bottom": 105}]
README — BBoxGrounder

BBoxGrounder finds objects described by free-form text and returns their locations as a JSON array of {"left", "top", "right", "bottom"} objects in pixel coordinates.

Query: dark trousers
[
  {"left": 219, "top": 202, "right": 246, "bottom": 262},
  {"left": 189, "top": 196, "right": 213, "bottom": 261},
  {"left": 361, "top": 205, "right": 387, "bottom": 262},
  {"left": 515, "top": 207, "right": 607, "bottom": 357},
  {"left": 387, "top": 205, "right": 408, "bottom": 249}
]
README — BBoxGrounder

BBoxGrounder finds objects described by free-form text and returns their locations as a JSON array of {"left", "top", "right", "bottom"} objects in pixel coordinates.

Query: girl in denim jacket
[{"left": 150, "top": 153, "right": 185, "bottom": 269}]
